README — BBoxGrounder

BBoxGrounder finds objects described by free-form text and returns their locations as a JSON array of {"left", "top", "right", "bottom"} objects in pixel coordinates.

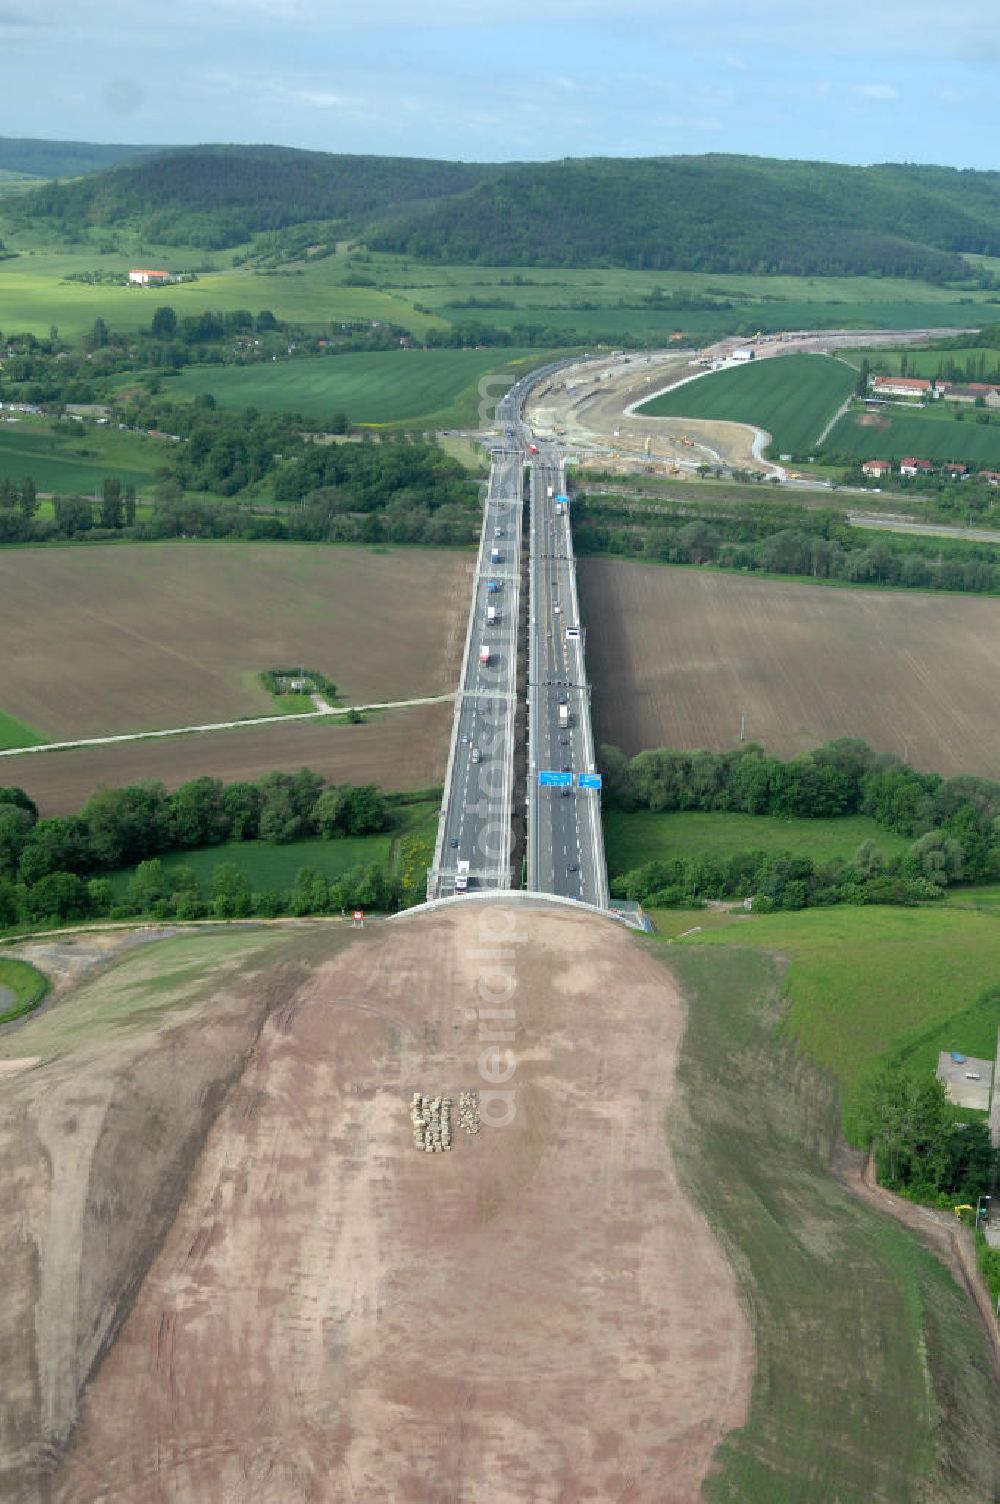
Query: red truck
[{"left": 528, "top": 443, "right": 538, "bottom": 456}]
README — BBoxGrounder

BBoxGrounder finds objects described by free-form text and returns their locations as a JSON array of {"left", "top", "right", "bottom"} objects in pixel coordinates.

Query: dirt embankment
[
  {"left": 0, "top": 906, "right": 753, "bottom": 1503},
  {"left": 0, "top": 933, "right": 303, "bottom": 1503}
]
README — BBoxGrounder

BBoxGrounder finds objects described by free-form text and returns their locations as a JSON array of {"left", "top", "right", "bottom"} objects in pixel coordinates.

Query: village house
[
  {"left": 861, "top": 459, "right": 892, "bottom": 478},
  {"left": 128, "top": 269, "right": 171, "bottom": 287},
  {"left": 871, "top": 375, "right": 934, "bottom": 399},
  {"left": 979, "top": 471, "right": 1000, "bottom": 486},
  {"left": 942, "top": 462, "right": 970, "bottom": 479},
  {"left": 899, "top": 457, "right": 933, "bottom": 477}
]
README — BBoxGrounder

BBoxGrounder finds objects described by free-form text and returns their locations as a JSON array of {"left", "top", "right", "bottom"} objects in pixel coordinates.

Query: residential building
[
  {"left": 862, "top": 459, "right": 892, "bottom": 478},
  {"left": 943, "top": 462, "right": 970, "bottom": 479},
  {"left": 871, "top": 375, "right": 933, "bottom": 398},
  {"left": 128, "top": 269, "right": 170, "bottom": 286},
  {"left": 899, "top": 457, "right": 933, "bottom": 477}
]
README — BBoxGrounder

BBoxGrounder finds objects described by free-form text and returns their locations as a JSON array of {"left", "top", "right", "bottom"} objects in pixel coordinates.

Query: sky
[{"left": 1, "top": 0, "right": 998, "bottom": 168}]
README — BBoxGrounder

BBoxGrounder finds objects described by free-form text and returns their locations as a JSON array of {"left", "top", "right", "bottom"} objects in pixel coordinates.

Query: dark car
[
  {"left": 567, "top": 862, "right": 579, "bottom": 873},
  {"left": 450, "top": 837, "right": 460, "bottom": 848}
]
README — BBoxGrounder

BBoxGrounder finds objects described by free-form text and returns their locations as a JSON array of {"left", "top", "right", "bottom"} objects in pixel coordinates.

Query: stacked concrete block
[{"left": 409, "top": 1092, "right": 453, "bottom": 1153}]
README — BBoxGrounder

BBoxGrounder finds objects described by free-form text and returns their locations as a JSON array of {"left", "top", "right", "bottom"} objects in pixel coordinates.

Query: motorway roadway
[
  {"left": 429, "top": 448, "right": 524, "bottom": 897},
  {"left": 526, "top": 454, "right": 609, "bottom": 908}
]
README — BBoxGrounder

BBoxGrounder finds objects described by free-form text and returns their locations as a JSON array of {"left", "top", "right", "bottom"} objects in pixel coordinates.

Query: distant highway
[{"left": 429, "top": 359, "right": 610, "bottom": 907}]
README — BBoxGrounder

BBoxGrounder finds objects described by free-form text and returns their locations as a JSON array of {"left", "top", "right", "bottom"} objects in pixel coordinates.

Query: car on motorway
[
  {"left": 471, "top": 748, "right": 481, "bottom": 763},
  {"left": 450, "top": 837, "right": 460, "bottom": 848},
  {"left": 561, "top": 764, "right": 571, "bottom": 773},
  {"left": 567, "top": 862, "right": 579, "bottom": 873},
  {"left": 559, "top": 736, "right": 570, "bottom": 745}
]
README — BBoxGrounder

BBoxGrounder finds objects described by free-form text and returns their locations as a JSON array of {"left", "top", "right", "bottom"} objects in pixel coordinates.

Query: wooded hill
[
  {"left": 0, "top": 137, "right": 162, "bottom": 180},
  {"left": 11, "top": 142, "right": 1000, "bottom": 280}
]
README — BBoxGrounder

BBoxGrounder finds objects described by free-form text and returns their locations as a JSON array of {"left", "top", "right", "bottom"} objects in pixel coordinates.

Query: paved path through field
[{"left": 0, "top": 693, "right": 455, "bottom": 761}]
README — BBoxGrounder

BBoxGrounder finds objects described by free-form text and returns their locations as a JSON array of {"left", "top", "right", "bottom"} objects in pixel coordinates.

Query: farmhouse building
[
  {"left": 899, "top": 457, "right": 933, "bottom": 476},
  {"left": 862, "top": 459, "right": 892, "bottom": 477},
  {"left": 128, "top": 269, "right": 170, "bottom": 286},
  {"left": 980, "top": 471, "right": 1000, "bottom": 486},
  {"left": 940, "top": 382, "right": 1000, "bottom": 404},
  {"left": 871, "top": 375, "right": 933, "bottom": 399},
  {"left": 987, "top": 391, "right": 1000, "bottom": 410},
  {"left": 943, "top": 462, "right": 970, "bottom": 479},
  {"left": 730, "top": 347, "right": 755, "bottom": 362}
]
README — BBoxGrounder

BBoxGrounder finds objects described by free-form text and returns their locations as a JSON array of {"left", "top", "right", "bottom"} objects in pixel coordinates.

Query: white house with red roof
[
  {"left": 862, "top": 459, "right": 892, "bottom": 478},
  {"left": 871, "top": 376, "right": 933, "bottom": 399},
  {"left": 128, "top": 269, "right": 171, "bottom": 286},
  {"left": 899, "top": 457, "right": 933, "bottom": 477}
]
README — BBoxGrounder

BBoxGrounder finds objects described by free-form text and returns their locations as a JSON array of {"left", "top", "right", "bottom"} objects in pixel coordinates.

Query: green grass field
[
  {"left": 171, "top": 348, "right": 544, "bottom": 427},
  {"left": 0, "top": 415, "right": 161, "bottom": 492},
  {"left": 0, "top": 956, "right": 48, "bottom": 1024},
  {"left": 667, "top": 943, "right": 1000, "bottom": 1502},
  {"left": 0, "top": 234, "right": 996, "bottom": 346},
  {"left": 672, "top": 905, "right": 1000, "bottom": 1135},
  {"left": 0, "top": 709, "right": 47, "bottom": 751},
  {"left": 637, "top": 353, "right": 856, "bottom": 454},
  {"left": 823, "top": 406, "right": 1000, "bottom": 466},
  {"left": 841, "top": 345, "right": 1000, "bottom": 378},
  {"left": 108, "top": 800, "right": 438, "bottom": 898},
  {"left": 604, "top": 809, "right": 907, "bottom": 876},
  {"left": 0, "top": 245, "right": 452, "bottom": 341}
]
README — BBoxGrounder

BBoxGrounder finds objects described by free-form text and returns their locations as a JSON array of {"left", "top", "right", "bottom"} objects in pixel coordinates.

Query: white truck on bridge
[
  {"left": 455, "top": 859, "right": 470, "bottom": 892},
  {"left": 480, "top": 644, "right": 491, "bottom": 666}
]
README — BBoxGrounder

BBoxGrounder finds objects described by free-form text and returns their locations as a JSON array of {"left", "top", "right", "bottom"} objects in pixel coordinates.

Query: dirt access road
[
  {"left": 525, "top": 329, "right": 967, "bottom": 476},
  {"left": 3, "top": 904, "right": 752, "bottom": 1503}
]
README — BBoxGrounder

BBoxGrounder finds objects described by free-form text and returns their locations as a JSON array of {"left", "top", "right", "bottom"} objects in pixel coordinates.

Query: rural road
[{"left": 0, "top": 693, "right": 455, "bottom": 760}]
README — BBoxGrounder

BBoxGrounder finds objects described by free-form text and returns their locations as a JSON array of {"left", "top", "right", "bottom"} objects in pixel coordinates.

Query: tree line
[
  {"left": 0, "top": 772, "right": 396, "bottom": 927},
  {"left": 604, "top": 739, "right": 1000, "bottom": 909},
  {"left": 573, "top": 489, "right": 1000, "bottom": 597}
]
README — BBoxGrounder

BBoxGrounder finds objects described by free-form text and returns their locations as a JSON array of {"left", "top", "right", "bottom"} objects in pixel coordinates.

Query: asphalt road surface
[
  {"left": 526, "top": 453, "right": 609, "bottom": 908},
  {"left": 429, "top": 448, "right": 523, "bottom": 897}
]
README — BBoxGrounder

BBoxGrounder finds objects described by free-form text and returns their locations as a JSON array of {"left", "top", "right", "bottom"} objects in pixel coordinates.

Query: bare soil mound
[{"left": 2, "top": 908, "right": 752, "bottom": 1503}]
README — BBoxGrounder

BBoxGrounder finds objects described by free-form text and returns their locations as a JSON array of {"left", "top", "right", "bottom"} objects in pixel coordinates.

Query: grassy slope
[
  {"left": 171, "top": 348, "right": 544, "bottom": 427},
  {"left": 824, "top": 406, "right": 1000, "bottom": 465},
  {"left": 674, "top": 905, "right": 1000, "bottom": 1135},
  {"left": 667, "top": 943, "right": 1000, "bottom": 1502},
  {"left": 637, "top": 353, "right": 856, "bottom": 454},
  {"left": 604, "top": 809, "right": 907, "bottom": 876},
  {"left": 0, "top": 957, "right": 48, "bottom": 1024},
  {"left": 0, "top": 929, "right": 292, "bottom": 1060},
  {"left": 0, "top": 416, "right": 161, "bottom": 492},
  {"left": 0, "top": 247, "right": 451, "bottom": 341},
  {"left": 0, "top": 710, "right": 47, "bottom": 751}
]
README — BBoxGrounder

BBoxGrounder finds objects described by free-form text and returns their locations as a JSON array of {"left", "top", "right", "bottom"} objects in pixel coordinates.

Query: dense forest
[
  {"left": 11, "top": 143, "right": 1000, "bottom": 278},
  {"left": 14, "top": 146, "right": 490, "bottom": 250},
  {"left": 372, "top": 156, "right": 997, "bottom": 279}
]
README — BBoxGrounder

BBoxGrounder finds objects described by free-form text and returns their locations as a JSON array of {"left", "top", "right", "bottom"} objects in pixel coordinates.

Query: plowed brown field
[
  {"left": 581, "top": 559, "right": 1000, "bottom": 777},
  {"left": 0, "top": 543, "right": 471, "bottom": 738},
  {"left": 3, "top": 701, "right": 451, "bottom": 815},
  {"left": 1, "top": 905, "right": 753, "bottom": 1503}
]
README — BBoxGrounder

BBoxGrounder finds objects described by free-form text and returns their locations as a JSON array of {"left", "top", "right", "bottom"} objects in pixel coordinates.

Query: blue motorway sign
[
  {"left": 577, "top": 773, "right": 603, "bottom": 790},
  {"left": 539, "top": 770, "right": 572, "bottom": 788}
]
